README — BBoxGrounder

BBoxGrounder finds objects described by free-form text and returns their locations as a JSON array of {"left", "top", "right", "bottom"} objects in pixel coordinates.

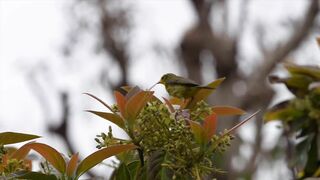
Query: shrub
[{"left": 0, "top": 76, "right": 257, "bottom": 180}]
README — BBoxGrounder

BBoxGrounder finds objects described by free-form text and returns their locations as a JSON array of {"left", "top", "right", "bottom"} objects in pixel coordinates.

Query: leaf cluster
[
  {"left": 0, "top": 75, "right": 255, "bottom": 180},
  {"left": 265, "top": 63, "right": 320, "bottom": 178},
  {"left": 88, "top": 78, "right": 252, "bottom": 179}
]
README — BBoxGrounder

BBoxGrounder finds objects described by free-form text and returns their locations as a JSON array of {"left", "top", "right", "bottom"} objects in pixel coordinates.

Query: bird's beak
[{"left": 148, "top": 82, "right": 160, "bottom": 90}]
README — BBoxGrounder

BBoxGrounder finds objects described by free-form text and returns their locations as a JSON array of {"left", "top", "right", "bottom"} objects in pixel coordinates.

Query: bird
[{"left": 158, "top": 73, "right": 214, "bottom": 99}]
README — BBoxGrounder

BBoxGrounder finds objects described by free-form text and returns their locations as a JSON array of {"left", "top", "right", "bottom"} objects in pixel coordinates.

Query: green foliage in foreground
[
  {"left": 0, "top": 75, "right": 255, "bottom": 180},
  {"left": 265, "top": 63, "right": 320, "bottom": 179}
]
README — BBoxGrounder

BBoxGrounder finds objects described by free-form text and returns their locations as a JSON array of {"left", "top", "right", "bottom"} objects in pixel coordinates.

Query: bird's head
[{"left": 159, "top": 73, "right": 175, "bottom": 85}]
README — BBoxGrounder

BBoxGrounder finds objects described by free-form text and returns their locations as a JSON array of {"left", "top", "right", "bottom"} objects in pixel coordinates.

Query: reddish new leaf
[
  {"left": 169, "top": 97, "right": 183, "bottom": 105},
  {"left": 66, "top": 153, "right": 79, "bottom": 177},
  {"left": 114, "top": 91, "right": 127, "bottom": 118},
  {"left": 86, "top": 110, "right": 125, "bottom": 129},
  {"left": 10, "top": 143, "right": 33, "bottom": 160},
  {"left": 163, "top": 97, "right": 175, "bottom": 113},
  {"left": 21, "top": 143, "right": 66, "bottom": 174},
  {"left": 125, "top": 91, "right": 154, "bottom": 124},
  {"left": 212, "top": 106, "right": 246, "bottom": 116},
  {"left": 75, "top": 144, "right": 137, "bottom": 178},
  {"left": 203, "top": 113, "right": 217, "bottom": 142},
  {"left": 169, "top": 97, "right": 189, "bottom": 109}
]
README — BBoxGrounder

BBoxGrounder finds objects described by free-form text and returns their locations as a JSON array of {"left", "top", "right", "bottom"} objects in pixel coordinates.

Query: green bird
[{"left": 158, "top": 73, "right": 214, "bottom": 99}]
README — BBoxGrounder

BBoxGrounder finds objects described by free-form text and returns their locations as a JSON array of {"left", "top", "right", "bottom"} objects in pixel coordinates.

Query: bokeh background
[{"left": 1, "top": 0, "right": 320, "bottom": 179}]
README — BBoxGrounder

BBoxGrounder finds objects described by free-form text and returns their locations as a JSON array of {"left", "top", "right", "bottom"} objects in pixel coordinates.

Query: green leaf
[
  {"left": 147, "top": 151, "right": 165, "bottom": 180},
  {"left": 14, "top": 171, "right": 58, "bottom": 180},
  {"left": 212, "top": 106, "right": 246, "bottom": 116},
  {"left": 203, "top": 113, "right": 217, "bottom": 142},
  {"left": 187, "top": 77, "right": 225, "bottom": 108},
  {"left": 304, "top": 135, "right": 318, "bottom": 177},
  {"left": 115, "top": 163, "right": 131, "bottom": 180},
  {"left": 160, "top": 162, "right": 171, "bottom": 180},
  {"left": 189, "top": 120, "right": 206, "bottom": 145},
  {"left": 21, "top": 143, "right": 66, "bottom": 174},
  {"left": 127, "top": 161, "right": 140, "bottom": 180},
  {"left": 269, "top": 74, "right": 313, "bottom": 97},
  {"left": 285, "top": 63, "right": 320, "bottom": 80},
  {"left": 86, "top": 110, "right": 125, "bottom": 129},
  {"left": 115, "top": 150, "right": 136, "bottom": 164},
  {"left": 264, "top": 101, "right": 303, "bottom": 122},
  {"left": 75, "top": 144, "right": 137, "bottom": 178},
  {"left": 0, "top": 132, "right": 40, "bottom": 145},
  {"left": 136, "top": 164, "right": 147, "bottom": 180}
]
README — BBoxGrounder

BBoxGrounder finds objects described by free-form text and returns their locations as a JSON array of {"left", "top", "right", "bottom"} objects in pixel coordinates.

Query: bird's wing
[{"left": 166, "top": 76, "right": 199, "bottom": 87}]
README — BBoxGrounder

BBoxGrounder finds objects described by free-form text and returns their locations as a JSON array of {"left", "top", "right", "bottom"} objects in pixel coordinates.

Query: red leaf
[
  {"left": 66, "top": 153, "right": 79, "bottom": 177},
  {"left": 212, "top": 106, "right": 246, "bottom": 116},
  {"left": 75, "top": 144, "right": 137, "bottom": 178},
  {"left": 114, "top": 91, "right": 127, "bottom": 118},
  {"left": 21, "top": 143, "right": 66, "bottom": 173},
  {"left": 169, "top": 97, "right": 183, "bottom": 105},
  {"left": 125, "top": 91, "right": 154, "bottom": 125},
  {"left": 10, "top": 143, "right": 33, "bottom": 160},
  {"left": 163, "top": 97, "right": 175, "bottom": 113},
  {"left": 203, "top": 113, "right": 217, "bottom": 141}
]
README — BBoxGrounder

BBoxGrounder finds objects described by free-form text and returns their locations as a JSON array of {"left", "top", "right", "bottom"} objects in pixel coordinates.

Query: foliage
[
  {"left": 0, "top": 132, "right": 136, "bottom": 179},
  {"left": 265, "top": 63, "right": 320, "bottom": 179},
  {"left": 88, "top": 77, "right": 254, "bottom": 180},
  {"left": 0, "top": 75, "right": 255, "bottom": 180}
]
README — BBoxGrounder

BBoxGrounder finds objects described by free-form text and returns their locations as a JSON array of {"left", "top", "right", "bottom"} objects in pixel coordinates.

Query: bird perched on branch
[{"left": 158, "top": 73, "right": 214, "bottom": 99}]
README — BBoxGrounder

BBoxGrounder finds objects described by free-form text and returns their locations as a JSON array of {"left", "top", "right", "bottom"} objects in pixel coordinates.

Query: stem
[{"left": 137, "top": 148, "right": 144, "bottom": 167}]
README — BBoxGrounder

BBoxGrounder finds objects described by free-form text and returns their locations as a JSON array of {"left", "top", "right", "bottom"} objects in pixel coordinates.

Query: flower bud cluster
[
  {"left": 191, "top": 100, "right": 213, "bottom": 121},
  {"left": 0, "top": 146, "right": 31, "bottom": 176},
  {"left": 93, "top": 99, "right": 234, "bottom": 178},
  {"left": 95, "top": 126, "right": 124, "bottom": 149}
]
